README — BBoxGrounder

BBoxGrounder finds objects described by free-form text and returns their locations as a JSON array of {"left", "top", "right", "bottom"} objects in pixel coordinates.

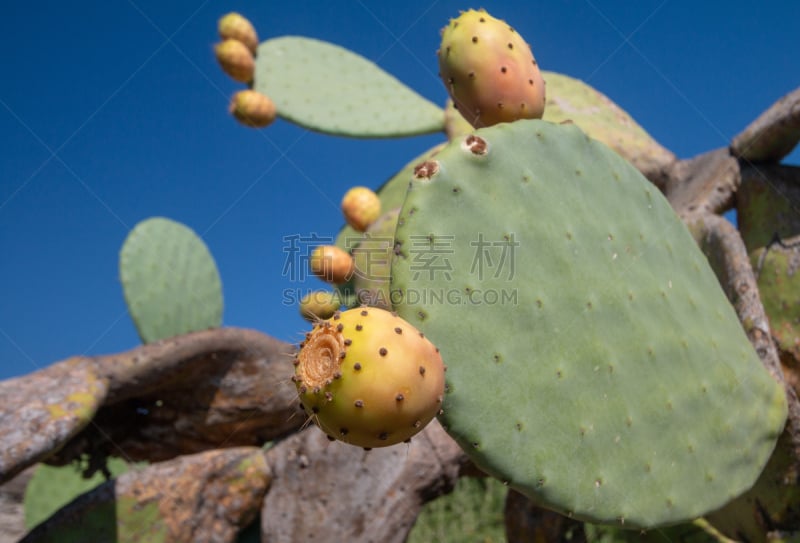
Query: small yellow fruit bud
[
  {"left": 229, "top": 90, "right": 277, "bottom": 128},
  {"left": 299, "top": 291, "right": 342, "bottom": 322},
  {"left": 341, "top": 187, "right": 382, "bottom": 232},
  {"left": 310, "top": 246, "right": 355, "bottom": 285},
  {"left": 215, "top": 39, "right": 254, "bottom": 83},
  {"left": 218, "top": 12, "right": 259, "bottom": 54}
]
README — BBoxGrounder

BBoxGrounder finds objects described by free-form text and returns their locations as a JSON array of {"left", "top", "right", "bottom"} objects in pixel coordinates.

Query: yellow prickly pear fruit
[
  {"left": 229, "top": 90, "right": 276, "bottom": 128},
  {"left": 293, "top": 307, "right": 446, "bottom": 448},
  {"left": 341, "top": 186, "right": 382, "bottom": 232},
  {"left": 218, "top": 12, "right": 259, "bottom": 54},
  {"left": 309, "top": 245, "right": 355, "bottom": 285},
  {"left": 438, "top": 8, "right": 546, "bottom": 128},
  {"left": 215, "top": 38, "right": 254, "bottom": 83},
  {"left": 299, "top": 290, "right": 342, "bottom": 322}
]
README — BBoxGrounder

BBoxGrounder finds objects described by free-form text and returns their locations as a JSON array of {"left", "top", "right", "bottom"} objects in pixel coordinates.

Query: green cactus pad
[
  {"left": 541, "top": 71, "right": 675, "bottom": 184},
  {"left": 751, "top": 241, "right": 800, "bottom": 365},
  {"left": 254, "top": 36, "right": 445, "bottom": 138},
  {"left": 390, "top": 120, "right": 786, "bottom": 527},
  {"left": 737, "top": 165, "right": 800, "bottom": 252},
  {"left": 333, "top": 144, "right": 444, "bottom": 309},
  {"left": 120, "top": 217, "right": 223, "bottom": 343},
  {"left": 584, "top": 520, "right": 720, "bottom": 542},
  {"left": 24, "top": 458, "right": 130, "bottom": 530},
  {"left": 351, "top": 208, "right": 400, "bottom": 308}
]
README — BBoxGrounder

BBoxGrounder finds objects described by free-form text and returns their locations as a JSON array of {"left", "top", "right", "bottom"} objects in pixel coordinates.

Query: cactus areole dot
[{"left": 294, "top": 307, "right": 446, "bottom": 448}]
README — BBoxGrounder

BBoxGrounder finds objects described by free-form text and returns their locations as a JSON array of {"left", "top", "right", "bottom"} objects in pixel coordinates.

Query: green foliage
[
  {"left": 254, "top": 36, "right": 445, "bottom": 138},
  {"left": 390, "top": 119, "right": 786, "bottom": 527},
  {"left": 24, "top": 458, "right": 130, "bottom": 530},
  {"left": 120, "top": 217, "right": 223, "bottom": 343},
  {"left": 408, "top": 477, "right": 507, "bottom": 543}
]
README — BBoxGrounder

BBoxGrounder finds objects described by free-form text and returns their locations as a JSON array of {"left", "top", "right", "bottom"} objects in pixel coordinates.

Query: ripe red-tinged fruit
[
  {"left": 218, "top": 12, "right": 259, "bottom": 54},
  {"left": 341, "top": 186, "right": 382, "bottom": 232},
  {"left": 438, "top": 9, "right": 546, "bottom": 128},
  {"left": 294, "top": 307, "right": 446, "bottom": 448},
  {"left": 215, "top": 39, "right": 255, "bottom": 83},
  {"left": 310, "top": 245, "right": 355, "bottom": 285},
  {"left": 229, "top": 90, "right": 276, "bottom": 128}
]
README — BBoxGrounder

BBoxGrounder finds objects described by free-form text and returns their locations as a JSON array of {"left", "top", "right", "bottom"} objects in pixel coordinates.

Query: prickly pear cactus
[
  {"left": 335, "top": 143, "right": 445, "bottom": 252},
  {"left": 293, "top": 307, "right": 445, "bottom": 448},
  {"left": 351, "top": 208, "right": 400, "bottom": 309},
  {"left": 390, "top": 120, "right": 786, "bottom": 527},
  {"left": 253, "top": 37, "right": 445, "bottom": 137},
  {"left": 438, "top": 8, "right": 546, "bottom": 128},
  {"left": 120, "top": 217, "right": 223, "bottom": 343},
  {"left": 331, "top": 144, "right": 445, "bottom": 310}
]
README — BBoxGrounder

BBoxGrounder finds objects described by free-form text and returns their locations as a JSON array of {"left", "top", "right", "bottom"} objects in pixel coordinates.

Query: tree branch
[{"left": 731, "top": 87, "right": 800, "bottom": 163}]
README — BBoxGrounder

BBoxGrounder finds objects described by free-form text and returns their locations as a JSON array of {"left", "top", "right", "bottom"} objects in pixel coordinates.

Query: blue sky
[{"left": 1, "top": 1, "right": 798, "bottom": 380}]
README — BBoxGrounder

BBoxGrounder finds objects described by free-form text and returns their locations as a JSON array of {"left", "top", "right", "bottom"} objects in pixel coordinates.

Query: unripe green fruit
[
  {"left": 293, "top": 307, "right": 446, "bottom": 448},
  {"left": 438, "top": 8, "right": 545, "bottom": 128},
  {"left": 341, "top": 186, "right": 381, "bottom": 232},
  {"left": 215, "top": 39, "right": 255, "bottom": 83},
  {"left": 299, "top": 290, "right": 342, "bottom": 322},
  {"left": 218, "top": 12, "right": 259, "bottom": 55}
]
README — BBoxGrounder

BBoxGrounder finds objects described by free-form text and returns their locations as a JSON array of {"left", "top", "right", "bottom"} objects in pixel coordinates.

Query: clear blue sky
[{"left": 1, "top": 1, "right": 798, "bottom": 380}]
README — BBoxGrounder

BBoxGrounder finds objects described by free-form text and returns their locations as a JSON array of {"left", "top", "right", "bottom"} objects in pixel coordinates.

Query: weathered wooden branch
[
  {"left": 260, "top": 420, "right": 469, "bottom": 542},
  {"left": 21, "top": 447, "right": 269, "bottom": 543},
  {"left": 664, "top": 148, "right": 741, "bottom": 218},
  {"left": 0, "top": 328, "right": 300, "bottom": 484},
  {"left": 731, "top": 87, "right": 800, "bottom": 163}
]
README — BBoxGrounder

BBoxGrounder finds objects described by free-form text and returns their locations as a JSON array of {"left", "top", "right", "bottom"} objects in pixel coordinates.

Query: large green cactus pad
[
  {"left": 120, "top": 217, "right": 223, "bottom": 343},
  {"left": 390, "top": 120, "right": 786, "bottom": 527},
  {"left": 541, "top": 71, "right": 675, "bottom": 185},
  {"left": 254, "top": 37, "right": 445, "bottom": 138}
]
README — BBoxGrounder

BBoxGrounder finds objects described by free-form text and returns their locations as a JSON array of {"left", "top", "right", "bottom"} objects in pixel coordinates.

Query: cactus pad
[
  {"left": 541, "top": 71, "right": 676, "bottom": 184},
  {"left": 120, "top": 217, "right": 223, "bottom": 343},
  {"left": 390, "top": 120, "right": 786, "bottom": 527},
  {"left": 254, "top": 37, "right": 445, "bottom": 137},
  {"left": 24, "top": 458, "right": 130, "bottom": 530}
]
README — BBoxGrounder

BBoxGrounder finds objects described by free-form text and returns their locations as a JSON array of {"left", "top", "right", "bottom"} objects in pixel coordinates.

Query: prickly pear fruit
[
  {"left": 229, "top": 90, "right": 276, "bottom": 128},
  {"left": 215, "top": 38, "right": 254, "bottom": 83},
  {"left": 438, "top": 8, "right": 545, "bottom": 128},
  {"left": 341, "top": 186, "right": 382, "bottom": 233},
  {"left": 293, "top": 307, "right": 445, "bottom": 448},
  {"left": 310, "top": 245, "right": 355, "bottom": 285},
  {"left": 218, "top": 12, "right": 259, "bottom": 54},
  {"left": 299, "top": 290, "right": 342, "bottom": 322}
]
